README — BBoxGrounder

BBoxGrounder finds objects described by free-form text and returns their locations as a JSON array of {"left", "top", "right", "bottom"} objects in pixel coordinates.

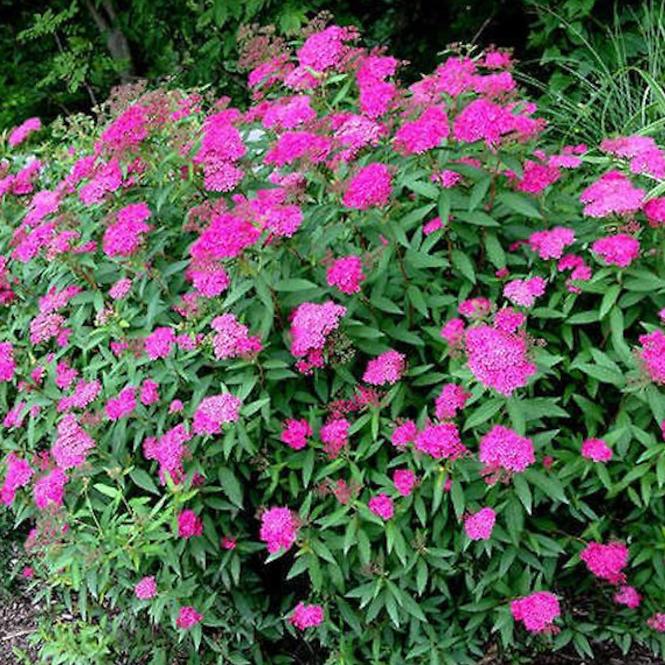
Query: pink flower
[
  {"left": 260, "top": 507, "right": 298, "bottom": 553},
  {"left": 280, "top": 419, "right": 312, "bottom": 450},
  {"left": 591, "top": 234, "right": 640, "bottom": 268},
  {"left": 0, "top": 342, "right": 15, "bottom": 382},
  {"left": 479, "top": 425, "right": 535, "bottom": 477},
  {"left": 22, "top": 566, "right": 34, "bottom": 579},
  {"left": 290, "top": 602, "right": 324, "bottom": 630},
  {"left": 297, "top": 25, "right": 356, "bottom": 72},
  {"left": 143, "top": 423, "right": 191, "bottom": 484},
  {"left": 579, "top": 171, "right": 644, "bottom": 217},
  {"left": 343, "top": 163, "right": 392, "bottom": 210},
  {"left": 144, "top": 327, "right": 176, "bottom": 360},
  {"left": 33, "top": 468, "right": 67, "bottom": 510},
  {"left": 459, "top": 297, "right": 491, "bottom": 319},
  {"left": 644, "top": 197, "right": 665, "bottom": 227},
  {"left": 465, "top": 324, "right": 536, "bottom": 395},
  {"left": 178, "top": 509, "right": 203, "bottom": 539},
  {"left": 580, "top": 541, "right": 629, "bottom": 584},
  {"left": 394, "top": 105, "right": 449, "bottom": 155},
  {"left": 581, "top": 438, "right": 613, "bottom": 463},
  {"left": 648, "top": 613, "right": 665, "bottom": 632},
  {"left": 221, "top": 536, "right": 237, "bottom": 550},
  {"left": 1, "top": 453, "right": 33, "bottom": 505},
  {"left": 440, "top": 318, "right": 465, "bottom": 347},
  {"left": 8, "top": 117, "right": 42, "bottom": 147},
  {"left": 176, "top": 606, "right": 203, "bottom": 630},
  {"left": 393, "top": 469, "right": 416, "bottom": 496},
  {"left": 464, "top": 507, "right": 496, "bottom": 541},
  {"left": 105, "top": 386, "right": 137, "bottom": 421},
  {"left": 320, "top": 418, "right": 350, "bottom": 458},
  {"left": 614, "top": 585, "right": 641, "bottom": 609},
  {"left": 415, "top": 423, "right": 467, "bottom": 460},
  {"left": 134, "top": 576, "right": 157, "bottom": 600},
  {"left": 290, "top": 301, "right": 346, "bottom": 358},
  {"left": 638, "top": 330, "right": 665, "bottom": 384},
  {"left": 511, "top": 592, "right": 560, "bottom": 633},
  {"left": 435, "top": 383, "right": 470, "bottom": 420},
  {"left": 211, "top": 314, "right": 262, "bottom": 359},
  {"left": 363, "top": 350, "right": 406, "bottom": 385},
  {"left": 503, "top": 277, "right": 546, "bottom": 308},
  {"left": 51, "top": 414, "right": 95, "bottom": 469},
  {"left": 109, "top": 277, "right": 132, "bottom": 300},
  {"left": 369, "top": 493, "right": 394, "bottom": 520},
  {"left": 529, "top": 227, "right": 575, "bottom": 260},
  {"left": 193, "top": 394, "right": 242, "bottom": 435},
  {"left": 326, "top": 256, "right": 365, "bottom": 294},
  {"left": 102, "top": 203, "right": 151, "bottom": 257},
  {"left": 140, "top": 379, "right": 160, "bottom": 406},
  {"left": 391, "top": 420, "right": 417, "bottom": 448}
]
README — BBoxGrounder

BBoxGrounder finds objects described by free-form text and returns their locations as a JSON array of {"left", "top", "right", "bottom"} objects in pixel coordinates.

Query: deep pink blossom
[
  {"left": 281, "top": 419, "right": 312, "bottom": 450},
  {"left": 580, "top": 541, "right": 628, "bottom": 585},
  {"left": 479, "top": 425, "right": 535, "bottom": 476},
  {"left": 33, "top": 468, "right": 67, "bottom": 510},
  {"left": 464, "top": 507, "right": 496, "bottom": 540},
  {"left": 178, "top": 509, "right": 203, "bottom": 538},
  {"left": 415, "top": 423, "right": 466, "bottom": 460},
  {"left": 342, "top": 163, "right": 392, "bottom": 209},
  {"left": 393, "top": 469, "right": 416, "bottom": 497},
  {"left": 369, "top": 493, "right": 394, "bottom": 520},
  {"left": 511, "top": 592, "right": 560, "bottom": 634},
  {"left": 290, "top": 602, "right": 324, "bottom": 630},
  {"left": 176, "top": 606, "right": 203, "bottom": 629},
  {"left": 134, "top": 576, "right": 157, "bottom": 600},
  {"left": 591, "top": 234, "right": 640, "bottom": 268},
  {"left": 193, "top": 394, "right": 241, "bottom": 434},
  {"left": 1, "top": 453, "right": 33, "bottom": 505},
  {"left": 363, "top": 350, "right": 406, "bottom": 385},
  {"left": 614, "top": 585, "right": 641, "bottom": 609},
  {"left": 326, "top": 256, "right": 365, "bottom": 294},
  {"left": 260, "top": 507, "right": 298, "bottom": 553},
  {"left": 581, "top": 438, "right": 613, "bottom": 463},
  {"left": 52, "top": 414, "right": 95, "bottom": 469},
  {"left": 435, "top": 383, "right": 470, "bottom": 420}
]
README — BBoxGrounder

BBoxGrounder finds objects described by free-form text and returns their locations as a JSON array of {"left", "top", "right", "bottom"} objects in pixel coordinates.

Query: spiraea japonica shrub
[{"left": 2, "top": 18, "right": 665, "bottom": 664}]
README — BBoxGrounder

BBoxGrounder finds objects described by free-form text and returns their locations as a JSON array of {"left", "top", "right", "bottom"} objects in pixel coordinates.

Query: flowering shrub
[{"left": 3, "top": 19, "right": 665, "bottom": 664}]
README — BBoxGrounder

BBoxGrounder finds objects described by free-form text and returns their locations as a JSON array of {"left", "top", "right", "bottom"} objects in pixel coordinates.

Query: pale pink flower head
[
  {"left": 614, "top": 585, "right": 641, "bottom": 609},
  {"left": 591, "top": 233, "right": 640, "bottom": 268},
  {"left": 580, "top": 541, "right": 629, "bottom": 584},
  {"left": 415, "top": 423, "right": 467, "bottom": 460},
  {"left": 458, "top": 297, "right": 491, "bottom": 319},
  {"left": 290, "top": 301, "right": 346, "bottom": 359},
  {"left": 479, "top": 425, "right": 535, "bottom": 479},
  {"left": 134, "top": 576, "right": 157, "bottom": 600},
  {"left": 392, "top": 469, "right": 416, "bottom": 497},
  {"left": 326, "top": 256, "right": 365, "bottom": 294},
  {"left": 260, "top": 506, "right": 298, "bottom": 553},
  {"left": 176, "top": 606, "right": 203, "bottom": 630},
  {"left": 33, "top": 467, "right": 67, "bottom": 510},
  {"left": 193, "top": 394, "right": 242, "bottom": 435},
  {"left": 290, "top": 602, "right": 324, "bottom": 630},
  {"left": 648, "top": 613, "right": 665, "bottom": 632},
  {"left": 581, "top": 438, "right": 613, "bottom": 463},
  {"left": 503, "top": 277, "right": 546, "bottom": 308},
  {"left": 109, "top": 277, "right": 132, "bottom": 300},
  {"left": 369, "top": 493, "right": 394, "bottom": 520},
  {"left": 511, "top": 591, "right": 560, "bottom": 634},
  {"left": 579, "top": 171, "right": 644, "bottom": 218},
  {"left": 435, "top": 383, "right": 471, "bottom": 420},
  {"left": 280, "top": 418, "right": 312, "bottom": 450},
  {"left": 464, "top": 507, "right": 496, "bottom": 541},
  {"left": 440, "top": 318, "right": 466, "bottom": 348},
  {"left": 528, "top": 227, "right": 575, "bottom": 260},
  {"left": 465, "top": 325, "right": 536, "bottom": 395},
  {"left": 342, "top": 163, "right": 392, "bottom": 210},
  {"left": 51, "top": 414, "right": 95, "bottom": 469},
  {"left": 362, "top": 350, "right": 406, "bottom": 385},
  {"left": 391, "top": 420, "right": 417, "bottom": 448},
  {"left": 177, "top": 509, "right": 203, "bottom": 539},
  {"left": 211, "top": 313, "right": 262, "bottom": 360},
  {"left": 493, "top": 307, "right": 526, "bottom": 333}
]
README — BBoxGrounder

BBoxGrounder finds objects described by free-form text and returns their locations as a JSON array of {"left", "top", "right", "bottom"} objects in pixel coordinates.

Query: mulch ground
[{"left": 0, "top": 588, "right": 39, "bottom": 665}]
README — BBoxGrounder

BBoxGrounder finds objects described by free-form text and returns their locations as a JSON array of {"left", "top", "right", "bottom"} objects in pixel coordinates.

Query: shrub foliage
[{"left": 2, "top": 20, "right": 665, "bottom": 665}]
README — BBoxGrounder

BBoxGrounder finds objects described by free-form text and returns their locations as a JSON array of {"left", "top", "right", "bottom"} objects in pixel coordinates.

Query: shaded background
[{"left": 0, "top": 0, "right": 652, "bottom": 129}]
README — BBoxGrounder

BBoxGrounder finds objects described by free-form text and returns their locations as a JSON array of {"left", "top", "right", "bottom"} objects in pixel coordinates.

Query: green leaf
[
  {"left": 218, "top": 467, "right": 243, "bottom": 508},
  {"left": 483, "top": 232, "right": 506, "bottom": 269},
  {"left": 497, "top": 191, "right": 543, "bottom": 219},
  {"left": 451, "top": 249, "right": 476, "bottom": 284},
  {"left": 130, "top": 468, "right": 160, "bottom": 496},
  {"left": 451, "top": 480, "right": 465, "bottom": 519},
  {"left": 524, "top": 469, "right": 568, "bottom": 504},
  {"left": 273, "top": 278, "right": 318, "bottom": 292},
  {"left": 599, "top": 284, "right": 621, "bottom": 319}
]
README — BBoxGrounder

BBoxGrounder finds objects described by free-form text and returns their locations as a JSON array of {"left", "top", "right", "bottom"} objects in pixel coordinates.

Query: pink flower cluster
[
  {"left": 581, "top": 437, "right": 613, "bottom": 463},
  {"left": 580, "top": 541, "right": 629, "bottom": 584},
  {"left": 193, "top": 394, "right": 242, "bottom": 435},
  {"left": 102, "top": 203, "right": 151, "bottom": 257},
  {"left": 260, "top": 507, "right": 298, "bottom": 553},
  {"left": 479, "top": 425, "right": 535, "bottom": 479},
  {"left": 326, "top": 255, "right": 365, "bottom": 294},
  {"left": 290, "top": 602, "right": 324, "bottom": 630},
  {"left": 362, "top": 350, "right": 406, "bottom": 385},
  {"left": 511, "top": 591, "right": 560, "bottom": 633},
  {"left": 211, "top": 314, "right": 262, "bottom": 360},
  {"left": 280, "top": 419, "right": 312, "bottom": 450},
  {"left": 51, "top": 414, "right": 95, "bottom": 469},
  {"left": 464, "top": 507, "right": 496, "bottom": 541}
]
